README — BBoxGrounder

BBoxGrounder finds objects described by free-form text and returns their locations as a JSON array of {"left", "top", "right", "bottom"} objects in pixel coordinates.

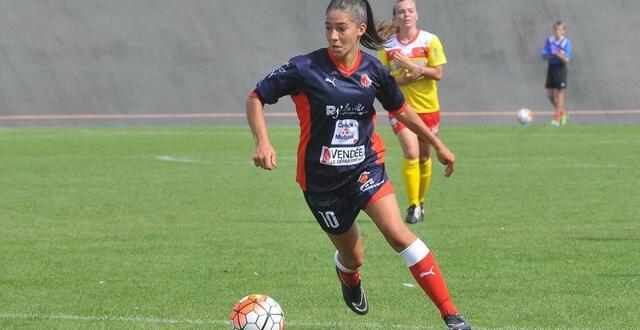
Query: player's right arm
[
  {"left": 247, "top": 60, "right": 301, "bottom": 171},
  {"left": 247, "top": 97, "right": 277, "bottom": 170},
  {"left": 541, "top": 38, "right": 551, "bottom": 60}
]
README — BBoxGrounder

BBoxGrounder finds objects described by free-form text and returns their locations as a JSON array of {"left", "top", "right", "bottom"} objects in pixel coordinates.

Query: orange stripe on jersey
[
  {"left": 411, "top": 47, "right": 428, "bottom": 58},
  {"left": 386, "top": 48, "right": 428, "bottom": 60},
  {"left": 248, "top": 91, "right": 259, "bottom": 99},
  {"left": 292, "top": 92, "right": 312, "bottom": 191},
  {"left": 370, "top": 111, "right": 386, "bottom": 165}
]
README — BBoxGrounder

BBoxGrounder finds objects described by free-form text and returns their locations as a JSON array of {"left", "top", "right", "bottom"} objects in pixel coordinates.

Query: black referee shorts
[{"left": 545, "top": 63, "right": 567, "bottom": 89}]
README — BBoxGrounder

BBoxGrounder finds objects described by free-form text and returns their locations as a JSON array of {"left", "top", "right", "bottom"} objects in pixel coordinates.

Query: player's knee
[
  {"left": 403, "top": 149, "right": 419, "bottom": 159},
  {"left": 384, "top": 228, "right": 416, "bottom": 253}
]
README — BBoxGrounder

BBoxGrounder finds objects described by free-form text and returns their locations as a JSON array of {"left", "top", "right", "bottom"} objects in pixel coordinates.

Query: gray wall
[{"left": 0, "top": 0, "right": 638, "bottom": 125}]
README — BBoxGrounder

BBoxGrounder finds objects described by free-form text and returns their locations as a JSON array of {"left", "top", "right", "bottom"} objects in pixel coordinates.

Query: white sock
[
  {"left": 399, "top": 238, "right": 430, "bottom": 267},
  {"left": 334, "top": 250, "right": 355, "bottom": 273}
]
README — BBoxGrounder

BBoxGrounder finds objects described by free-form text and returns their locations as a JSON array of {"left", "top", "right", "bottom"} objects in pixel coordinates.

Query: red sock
[
  {"left": 334, "top": 251, "right": 361, "bottom": 288},
  {"left": 409, "top": 253, "right": 459, "bottom": 318},
  {"left": 337, "top": 269, "right": 361, "bottom": 288}
]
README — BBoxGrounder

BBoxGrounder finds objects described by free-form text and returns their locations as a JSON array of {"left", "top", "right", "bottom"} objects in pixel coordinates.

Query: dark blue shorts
[{"left": 303, "top": 164, "right": 394, "bottom": 235}]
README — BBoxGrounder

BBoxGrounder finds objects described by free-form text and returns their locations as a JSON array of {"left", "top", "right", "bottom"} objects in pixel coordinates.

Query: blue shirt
[
  {"left": 541, "top": 36, "right": 572, "bottom": 65},
  {"left": 252, "top": 48, "right": 407, "bottom": 193}
]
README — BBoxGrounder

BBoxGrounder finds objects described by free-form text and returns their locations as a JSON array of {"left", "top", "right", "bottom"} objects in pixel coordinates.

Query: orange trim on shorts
[
  {"left": 366, "top": 180, "right": 395, "bottom": 208},
  {"left": 389, "top": 110, "right": 440, "bottom": 135}
]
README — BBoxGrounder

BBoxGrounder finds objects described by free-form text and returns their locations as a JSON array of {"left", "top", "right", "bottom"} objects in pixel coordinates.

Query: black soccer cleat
[
  {"left": 335, "top": 267, "right": 368, "bottom": 315},
  {"left": 444, "top": 314, "right": 471, "bottom": 330},
  {"left": 405, "top": 204, "right": 423, "bottom": 224}
]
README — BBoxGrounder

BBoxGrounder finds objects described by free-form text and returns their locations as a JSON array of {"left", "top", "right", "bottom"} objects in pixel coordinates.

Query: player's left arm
[
  {"left": 556, "top": 39, "right": 572, "bottom": 63},
  {"left": 394, "top": 106, "right": 455, "bottom": 177}
]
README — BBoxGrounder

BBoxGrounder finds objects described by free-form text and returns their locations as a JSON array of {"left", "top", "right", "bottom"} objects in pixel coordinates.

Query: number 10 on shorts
[{"left": 318, "top": 211, "right": 339, "bottom": 229}]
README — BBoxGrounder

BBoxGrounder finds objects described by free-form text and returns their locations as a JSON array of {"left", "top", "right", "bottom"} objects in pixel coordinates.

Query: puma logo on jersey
[{"left": 325, "top": 77, "right": 336, "bottom": 87}]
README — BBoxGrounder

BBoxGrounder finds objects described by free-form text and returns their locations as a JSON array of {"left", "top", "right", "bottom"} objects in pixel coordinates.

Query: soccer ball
[
  {"left": 229, "top": 294, "right": 285, "bottom": 330},
  {"left": 516, "top": 108, "right": 534, "bottom": 125}
]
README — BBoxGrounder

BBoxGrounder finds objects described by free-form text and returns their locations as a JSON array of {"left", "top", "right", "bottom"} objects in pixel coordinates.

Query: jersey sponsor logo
[
  {"left": 320, "top": 146, "right": 365, "bottom": 166},
  {"left": 360, "top": 74, "right": 371, "bottom": 88},
  {"left": 331, "top": 119, "right": 359, "bottom": 145},
  {"left": 326, "top": 103, "right": 366, "bottom": 119},
  {"left": 358, "top": 170, "right": 384, "bottom": 192},
  {"left": 267, "top": 61, "right": 292, "bottom": 79}
]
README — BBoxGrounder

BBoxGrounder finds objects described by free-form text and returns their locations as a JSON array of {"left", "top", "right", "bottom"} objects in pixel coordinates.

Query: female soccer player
[
  {"left": 377, "top": 0, "right": 447, "bottom": 224},
  {"left": 542, "top": 21, "right": 572, "bottom": 126},
  {"left": 246, "top": 1, "right": 471, "bottom": 329}
]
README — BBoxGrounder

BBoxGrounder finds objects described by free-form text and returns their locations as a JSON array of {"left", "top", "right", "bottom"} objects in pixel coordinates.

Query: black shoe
[
  {"left": 335, "top": 267, "right": 368, "bottom": 315},
  {"left": 405, "top": 204, "right": 422, "bottom": 224},
  {"left": 444, "top": 314, "right": 471, "bottom": 330},
  {"left": 419, "top": 203, "right": 425, "bottom": 222}
]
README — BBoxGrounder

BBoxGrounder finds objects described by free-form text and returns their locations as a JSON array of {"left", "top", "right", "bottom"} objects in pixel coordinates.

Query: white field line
[
  {"left": 0, "top": 312, "right": 227, "bottom": 326},
  {"left": 0, "top": 311, "right": 438, "bottom": 329},
  {"left": 1, "top": 109, "right": 640, "bottom": 121},
  {"left": 0, "top": 312, "right": 599, "bottom": 329},
  {"left": 154, "top": 155, "right": 210, "bottom": 164}
]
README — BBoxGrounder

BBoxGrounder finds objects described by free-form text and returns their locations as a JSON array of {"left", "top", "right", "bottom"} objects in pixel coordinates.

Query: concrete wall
[{"left": 0, "top": 1, "right": 638, "bottom": 125}]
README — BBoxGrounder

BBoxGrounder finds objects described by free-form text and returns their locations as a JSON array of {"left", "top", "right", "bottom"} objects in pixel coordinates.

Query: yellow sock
[
  {"left": 402, "top": 158, "right": 420, "bottom": 206},
  {"left": 418, "top": 158, "right": 432, "bottom": 205}
]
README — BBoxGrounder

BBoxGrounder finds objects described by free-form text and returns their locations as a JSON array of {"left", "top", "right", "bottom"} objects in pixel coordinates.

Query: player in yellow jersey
[{"left": 378, "top": 0, "right": 447, "bottom": 224}]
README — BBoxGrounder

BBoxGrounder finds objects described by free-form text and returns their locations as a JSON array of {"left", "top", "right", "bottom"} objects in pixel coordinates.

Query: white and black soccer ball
[
  {"left": 516, "top": 108, "right": 534, "bottom": 125},
  {"left": 229, "top": 294, "right": 285, "bottom": 330}
]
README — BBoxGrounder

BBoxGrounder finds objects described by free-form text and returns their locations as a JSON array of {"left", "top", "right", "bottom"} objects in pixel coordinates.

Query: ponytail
[
  {"left": 360, "top": 0, "right": 387, "bottom": 50},
  {"left": 327, "top": 0, "right": 389, "bottom": 50}
]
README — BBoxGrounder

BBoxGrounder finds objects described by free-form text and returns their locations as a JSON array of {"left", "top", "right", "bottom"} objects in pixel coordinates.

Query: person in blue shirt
[
  {"left": 542, "top": 21, "right": 572, "bottom": 126},
  {"left": 246, "top": 0, "right": 471, "bottom": 328}
]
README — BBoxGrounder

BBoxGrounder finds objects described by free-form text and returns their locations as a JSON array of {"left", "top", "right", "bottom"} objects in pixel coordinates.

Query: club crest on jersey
[
  {"left": 357, "top": 171, "right": 369, "bottom": 184},
  {"left": 360, "top": 74, "right": 371, "bottom": 88},
  {"left": 331, "top": 119, "right": 359, "bottom": 145},
  {"left": 358, "top": 171, "right": 384, "bottom": 192}
]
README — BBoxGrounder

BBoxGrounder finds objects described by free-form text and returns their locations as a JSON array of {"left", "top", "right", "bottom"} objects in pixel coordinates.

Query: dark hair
[
  {"left": 326, "top": 0, "right": 388, "bottom": 50},
  {"left": 555, "top": 20, "right": 565, "bottom": 28}
]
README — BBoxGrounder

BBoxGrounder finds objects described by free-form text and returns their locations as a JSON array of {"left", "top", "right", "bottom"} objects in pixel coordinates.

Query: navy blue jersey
[{"left": 251, "top": 48, "right": 407, "bottom": 192}]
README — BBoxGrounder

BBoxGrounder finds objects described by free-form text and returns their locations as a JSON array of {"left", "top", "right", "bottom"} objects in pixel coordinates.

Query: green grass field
[{"left": 1, "top": 125, "right": 639, "bottom": 329}]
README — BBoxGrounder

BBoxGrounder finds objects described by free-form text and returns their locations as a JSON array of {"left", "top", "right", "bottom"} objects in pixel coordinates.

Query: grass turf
[{"left": 0, "top": 125, "right": 638, "bottom": 329}]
